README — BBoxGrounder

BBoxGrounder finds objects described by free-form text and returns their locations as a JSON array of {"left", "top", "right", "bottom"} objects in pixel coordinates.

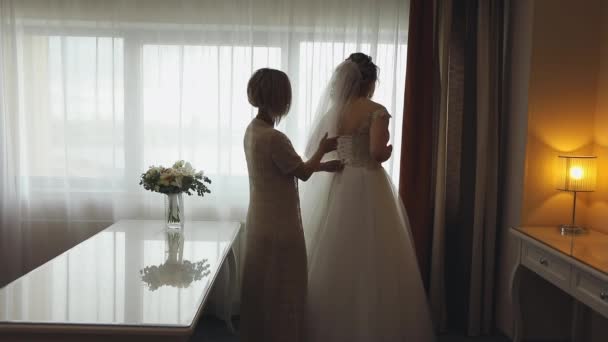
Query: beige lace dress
[{"left": 240, "top": 118, "right": 307, "bottom": 342}]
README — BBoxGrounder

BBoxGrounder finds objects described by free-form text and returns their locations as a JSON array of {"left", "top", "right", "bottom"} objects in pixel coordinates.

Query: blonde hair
[{"left": 247, "top": 68, "right": 292, "bottom": 121}]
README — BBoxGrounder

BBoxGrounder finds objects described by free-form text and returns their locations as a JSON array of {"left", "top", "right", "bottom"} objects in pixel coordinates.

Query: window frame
[{"left": 20, "top": 23, "right": 406, "bottom": 193}]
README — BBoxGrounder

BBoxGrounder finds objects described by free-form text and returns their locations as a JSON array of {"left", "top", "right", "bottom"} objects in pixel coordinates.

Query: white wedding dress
[{"left": 301, "top": 61, "right": 435, "bottom": 342}]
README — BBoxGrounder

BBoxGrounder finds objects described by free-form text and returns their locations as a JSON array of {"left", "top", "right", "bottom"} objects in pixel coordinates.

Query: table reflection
[
  {"left": 514, "top": 226, "right": 574, "bottom": 255},
  {"left": 572, "top": 229, "right": 608, "bottom": 274},
  {"left": 0, "top": 220, "right": 238, "bottom": 328},
  {"left": 140, "top": 231, "right": 211, "bottom": 292}
]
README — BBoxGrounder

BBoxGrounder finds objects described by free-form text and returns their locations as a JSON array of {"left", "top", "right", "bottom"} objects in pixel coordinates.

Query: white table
[
  {"left": 510, "top": 226, "right": 608, "bottom": 342},
  {"left": 0, "top": 220, "right": 241, "bottom": 342}
]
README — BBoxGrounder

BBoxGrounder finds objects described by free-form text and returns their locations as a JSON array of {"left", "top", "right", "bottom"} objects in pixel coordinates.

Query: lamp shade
[{"left": 557, "top": 156, "right": 597, "bottom": 192}]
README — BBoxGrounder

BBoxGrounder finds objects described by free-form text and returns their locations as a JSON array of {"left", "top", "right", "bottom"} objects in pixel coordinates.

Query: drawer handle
[
  {"left": 601, "top": 292, "right": 608, "bottom": 301},
  {"left": 539, "top": 257, "right": 549, "bottom": 266}
]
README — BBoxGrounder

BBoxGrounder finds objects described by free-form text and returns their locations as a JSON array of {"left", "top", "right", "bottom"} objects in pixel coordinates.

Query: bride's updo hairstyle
[
  {"left": 247, "top": 68, "right": 292, "bottom": 122},
  {"left": 346, "top": 52, "right": 378, "bottom": 98}
]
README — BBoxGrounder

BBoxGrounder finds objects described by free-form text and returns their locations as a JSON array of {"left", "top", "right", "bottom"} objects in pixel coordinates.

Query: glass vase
[
  {"left": 165, "top": 230, "right": 184, "bottom": 264},
  {"left": 165, "top": 193, "right": 184, "bottom": 230}
]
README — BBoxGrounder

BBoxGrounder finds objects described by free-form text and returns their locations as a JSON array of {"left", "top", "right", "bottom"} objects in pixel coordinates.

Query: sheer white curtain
[{"left": 0, "top": 0, "right": 409, "bottom": 290}]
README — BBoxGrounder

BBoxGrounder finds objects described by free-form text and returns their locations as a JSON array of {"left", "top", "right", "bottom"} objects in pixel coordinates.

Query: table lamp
[{"left": 557, "top": 155, "right": 597, "bottom": 235}]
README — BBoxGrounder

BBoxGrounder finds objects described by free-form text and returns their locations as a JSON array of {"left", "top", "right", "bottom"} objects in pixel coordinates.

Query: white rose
[
  {"left": 173, "top": 175, "right": 183, "bottom": 188},
  {"left": 159, "top": 173, "right": 173, "bottom": 186},
  {"left": 184, "top": 162, "right": 194, "bottom": 174}
]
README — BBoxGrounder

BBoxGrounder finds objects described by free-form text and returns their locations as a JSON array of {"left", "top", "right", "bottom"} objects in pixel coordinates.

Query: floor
[{"left": 191, "top": 316, "right": 512, "bottom": 342}]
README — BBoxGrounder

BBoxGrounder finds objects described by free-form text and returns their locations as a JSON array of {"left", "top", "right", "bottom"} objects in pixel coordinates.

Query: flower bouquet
[
  {"left": 139, "top": 160, "right": 211, "bottom": 229},
  {"left": 140, "top": 231, "right": 211, "bottom": 291},
  {"left": 140, "top": 259, "right": 211, "bottom": 291}
]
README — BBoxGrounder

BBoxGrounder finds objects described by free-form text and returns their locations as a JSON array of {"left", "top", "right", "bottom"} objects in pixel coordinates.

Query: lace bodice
[{"left": 336, "top": 109, "right": 390, "bottom": 168}]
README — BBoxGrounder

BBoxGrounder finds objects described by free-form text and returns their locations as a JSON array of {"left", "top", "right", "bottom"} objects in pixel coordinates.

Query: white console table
[
  {"left": 0, "top": 220, "right": 241, "bottom": 342},
  {"left": 510, "top": 226, "right": 608, "bottom": 342}
]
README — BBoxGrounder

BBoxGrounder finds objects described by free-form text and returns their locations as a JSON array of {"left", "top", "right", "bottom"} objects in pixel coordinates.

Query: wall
[
  {"left": 589, "top": 0, "right": 608, "bottom": 233},
  {"left": 521, "top": 0, "right": 601, "bottom": 230},
  {"left": 586, "top": 1, "right": 608, "bottom": 340},
  {"left": 499, "top": 0, "right": 608, "bottom": 339}
]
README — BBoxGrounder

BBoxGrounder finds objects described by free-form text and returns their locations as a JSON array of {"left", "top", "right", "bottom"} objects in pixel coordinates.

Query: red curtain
[{"left": 399, "top": 0, "right": 435, "bottom": 288}]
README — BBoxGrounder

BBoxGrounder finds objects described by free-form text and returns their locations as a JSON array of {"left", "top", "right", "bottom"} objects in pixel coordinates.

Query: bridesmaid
[{"left": 240, "top": 68, "right": 342, "bottom": 342}]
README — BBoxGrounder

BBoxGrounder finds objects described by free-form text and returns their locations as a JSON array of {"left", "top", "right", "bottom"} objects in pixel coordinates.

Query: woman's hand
[
  {"left": 318, "top": 133, "right": 339, "bottom": 154},
  {"left": 293, "top": 133, "right": 340, "bottom": 181},
  {"left": 320, "top": 160, "right": 344, "bottom": 172}
]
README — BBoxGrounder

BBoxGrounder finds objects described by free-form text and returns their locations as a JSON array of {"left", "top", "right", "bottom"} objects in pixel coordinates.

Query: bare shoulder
[
  {"left": 356, "top": 98, "right": 386, "bottom": 112},
  {"left": 340, "top": 98, "right": 389, "bottom": 134}
]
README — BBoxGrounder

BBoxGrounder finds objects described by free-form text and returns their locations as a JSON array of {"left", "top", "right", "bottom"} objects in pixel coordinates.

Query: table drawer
[
  {"left": 522, "top": 242, "right": 571, "bottom": 291},
  {"left": 571, "top": 269, "right": 608, "bottom": 318}
]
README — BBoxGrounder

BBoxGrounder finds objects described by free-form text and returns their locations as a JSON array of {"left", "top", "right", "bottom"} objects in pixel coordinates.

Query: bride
[{"left": 301, "top": 53, "right": 435, "bottom": 341}]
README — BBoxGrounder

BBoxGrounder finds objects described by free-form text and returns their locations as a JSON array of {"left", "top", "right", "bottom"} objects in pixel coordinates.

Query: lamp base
[{"left": 559, "top": 224, "right": 586, "bottom": 235}]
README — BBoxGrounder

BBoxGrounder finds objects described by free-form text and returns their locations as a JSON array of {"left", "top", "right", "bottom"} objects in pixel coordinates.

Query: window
[
  {"left": 12, "top": 13, "right": 406, "bottom": 224},
  {"left": 25, "top": 36, "right": 124, "bottom": 181},
  {"left": 21, "top": 29, "right": 406, "bottom": 191},
  {"left": 141, "top": 45, "right": 282, "bottom": 177}
]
